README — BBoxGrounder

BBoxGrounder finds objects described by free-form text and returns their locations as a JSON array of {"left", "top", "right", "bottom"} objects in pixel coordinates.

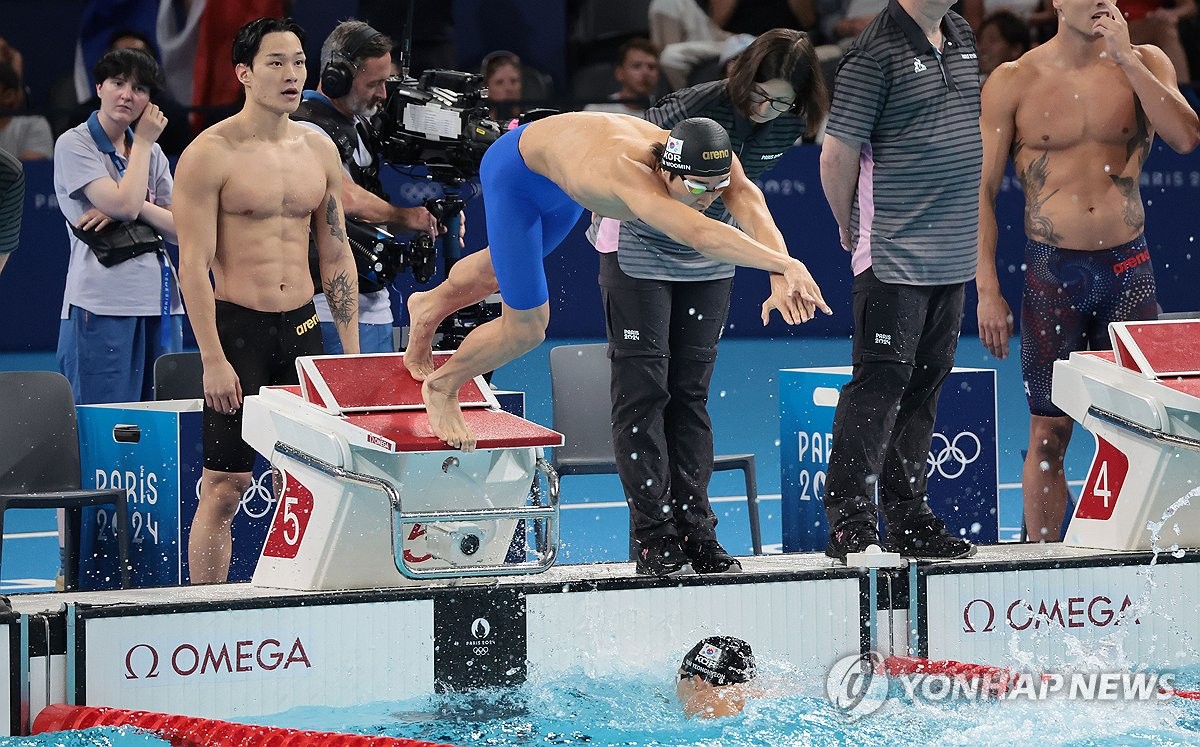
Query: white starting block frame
[
  {"left": 242, "top": 352, "right": 564, "bottom": 589},
  {"left": 1052, "top": 319, "right": 1200, "bottom": 551}
]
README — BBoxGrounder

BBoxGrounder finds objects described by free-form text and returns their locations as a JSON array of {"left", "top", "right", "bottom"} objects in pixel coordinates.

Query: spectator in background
[
  {"left": 482, "top": 50, "right": 523, "bottom": 121},
  {"left": 53, "top": 48, "right": 183, "bottom": 405},
  {"left": 978, "top": 10, "right": 1032, "bottom": 81},
  {"left": 688, "top": 32, "right": 758, "bottom": 84},
  {"left": 60, "top": 30, "right": 193, "bottom": 155},
  {"left": 651, "top": 0, "right": 734, "bottom": 89},
  {"left": 583, "top": 38, "right": 662, "bottom": 115},
  {"left": 711, "top": 0, "right": 819, "bottom": 35},
  {"left": 0, "top": 147, "right": 22, "bottom": 275},
  {"left": 0, "top": 61, "right": 53, "bottom": 160},
  {"left": 0, "top": 37, "right": 24, "bottom": 82},
  {"left": 1123, "top": 0, "right": 1195, "bottom": 86}
]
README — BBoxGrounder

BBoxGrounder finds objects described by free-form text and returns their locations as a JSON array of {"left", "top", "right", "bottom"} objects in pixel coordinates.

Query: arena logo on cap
[{"left": 702, "top": 148, "right": 730, "bottom": 161}]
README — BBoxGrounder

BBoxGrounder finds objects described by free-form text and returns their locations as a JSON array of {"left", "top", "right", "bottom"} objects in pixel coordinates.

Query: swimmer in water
[{"left": 676, "top": 635, "right": 759, "bottom": 718}]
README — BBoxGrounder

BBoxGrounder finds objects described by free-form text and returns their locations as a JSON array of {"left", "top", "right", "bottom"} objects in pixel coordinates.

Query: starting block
[
  {"left": 1052, "top": 319, "right": 1200, "bottom": 551},
  {"left": 241, "top": 352, "right": 564, "bottom": 590}
]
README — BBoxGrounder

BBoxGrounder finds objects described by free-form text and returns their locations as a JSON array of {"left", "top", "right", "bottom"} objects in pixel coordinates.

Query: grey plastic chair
[
  {"left": 154, "top": 351, "right": 204, "bottom": 400},
  {"left": 0, "top": 371, "right": 131, "bottom": 590},
  {"left": 549, "top": 343, "right": 762, "bottom": 557}
]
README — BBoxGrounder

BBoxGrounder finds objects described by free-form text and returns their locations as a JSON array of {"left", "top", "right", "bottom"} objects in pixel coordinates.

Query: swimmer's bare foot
[
  {"left": 423, "top": 377, "right": 476, "bottom": 451},
  {"left": 403, "top": 290, "right": 439, "bottom": 381}
]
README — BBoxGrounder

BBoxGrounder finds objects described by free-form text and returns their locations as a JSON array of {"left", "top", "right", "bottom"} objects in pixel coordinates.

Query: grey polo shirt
[
  {"left": 825, "top": 0, "right": 983, "bottom": 286},
  {"left": 588, "top": 80, "right": 807, "bottom": 281},
  {"left": 54, "top": 119, "right": 181, "bottom": 318}
]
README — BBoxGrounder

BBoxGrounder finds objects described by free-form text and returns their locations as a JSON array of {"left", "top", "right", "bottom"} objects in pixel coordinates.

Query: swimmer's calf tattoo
[
  {"left": 326, "top": 195, "right": 345, "bottom": 242},
  {"left": 324, "top": 270, "right": 356, "bottom": 327}
]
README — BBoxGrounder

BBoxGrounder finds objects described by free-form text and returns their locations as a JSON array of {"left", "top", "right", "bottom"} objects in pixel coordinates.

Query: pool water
[{"left": 7, "top": 667, "right": 1200, "bottom": 747}]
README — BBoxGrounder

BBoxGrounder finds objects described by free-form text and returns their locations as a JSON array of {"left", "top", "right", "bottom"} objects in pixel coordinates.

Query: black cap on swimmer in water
[
  {"left": 680, "top": 636, "right": 756, "bottom": 686},
  {"left": 660, "top": 117, "right": 733, "bottom": 177}
]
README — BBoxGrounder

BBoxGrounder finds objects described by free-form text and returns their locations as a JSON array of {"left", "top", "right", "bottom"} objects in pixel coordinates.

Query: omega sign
[
  {"left": 124, "top": 637, "right": 311, "bottom": 679},
  {"left": 962, "top": 595, "right": 1142, "bottom": 633}
]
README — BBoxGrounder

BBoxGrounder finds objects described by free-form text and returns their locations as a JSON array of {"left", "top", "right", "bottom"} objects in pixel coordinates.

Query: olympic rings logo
[
  {"left": 926, "top": 431, "right": 981, "bottom": 480},
  {"left": 239, "top": 471, "right": 277, "bottom": 519}
]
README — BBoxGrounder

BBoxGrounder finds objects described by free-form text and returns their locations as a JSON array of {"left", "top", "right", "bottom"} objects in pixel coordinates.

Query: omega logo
[
  {"left": 123, "top": 637, "right": 311, "bottom": 679},
  {"left": 962, "top": 595, "right": 1141, "bottom": 633}
]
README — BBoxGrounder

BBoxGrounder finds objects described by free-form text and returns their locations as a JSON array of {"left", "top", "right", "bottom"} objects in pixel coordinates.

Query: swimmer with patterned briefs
[
  {"left": 976, "top": 0, "right": 1199, "bottom": 541},
  {"left": 175, "top": 18, "right": 360, "bottom": 584},
  {"left": 404, "top": 113, "right": 830, "bottom": 451}
]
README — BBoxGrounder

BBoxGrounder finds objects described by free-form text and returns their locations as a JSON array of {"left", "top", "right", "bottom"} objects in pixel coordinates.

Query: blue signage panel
[
  {"left": 76, "top": 403, "right": 272, "bottom": 589},
  {"left": 781, "top": 367, "right": 999, "bottom": 552}
]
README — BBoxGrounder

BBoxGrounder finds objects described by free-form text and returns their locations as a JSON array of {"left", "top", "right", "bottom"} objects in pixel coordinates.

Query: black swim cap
[
  {"left": 660, "top": 117, "right": 732, "bottom": 177},
  {"left": 680, "top": 636, "right": 756, "bottom": 686}
]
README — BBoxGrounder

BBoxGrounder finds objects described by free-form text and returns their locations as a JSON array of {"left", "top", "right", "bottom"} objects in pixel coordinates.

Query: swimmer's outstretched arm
[
  {"left": 310, "top": 136, "right": 360, "bottom": 355},
  {"left": 174, "top": 138, "right": 242, "bottom": 415},
  {"left": 720, "top": 156, "right": 829, "bottom": 324},
  {"left": 622, "top": 171, "right": 832, "bottom": 322}
]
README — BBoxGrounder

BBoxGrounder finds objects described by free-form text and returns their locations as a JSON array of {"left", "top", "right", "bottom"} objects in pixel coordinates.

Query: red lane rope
[
  {"left": 33, "top": 704, "right": 465, "bottom": 747},
  {"left": 883, "top": 655, "right": 1019, "bottom": 695},
  {"left": 883, "top": 655, "right": 1200, "bottom": 701}
]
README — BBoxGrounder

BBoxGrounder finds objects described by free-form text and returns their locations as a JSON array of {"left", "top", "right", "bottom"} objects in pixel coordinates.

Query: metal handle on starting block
[
  {"left": 1087, "top": 406, "right": 1200, "bottom": 451},
  {"left": 272, "top": 441, "right": 561, "bottom": 581},
  {"left": 390, "top": 457, "right": 560, "bottom": 580}
]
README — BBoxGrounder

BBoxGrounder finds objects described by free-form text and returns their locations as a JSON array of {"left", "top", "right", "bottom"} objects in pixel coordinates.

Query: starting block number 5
[
  {"left": 1075, "top": 438, "right": 1129, "bottom": 521},
  {"left": 262, "top": 472, "right": 315, "bottom": 559}
]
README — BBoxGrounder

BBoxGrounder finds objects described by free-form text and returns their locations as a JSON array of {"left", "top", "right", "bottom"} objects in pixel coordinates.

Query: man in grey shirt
[{"left": 819, "top": 0, "right": 982, "bottom": 562}]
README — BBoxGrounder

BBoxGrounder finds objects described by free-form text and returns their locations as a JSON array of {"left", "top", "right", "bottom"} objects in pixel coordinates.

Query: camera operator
[{"left": 292, "top": 20, "right": 439, "bottom": 354}]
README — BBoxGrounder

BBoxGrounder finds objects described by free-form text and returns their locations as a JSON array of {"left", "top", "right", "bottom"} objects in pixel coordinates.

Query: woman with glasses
[{"left": 588, "top": 29, "right": 831, "bottom": 577}]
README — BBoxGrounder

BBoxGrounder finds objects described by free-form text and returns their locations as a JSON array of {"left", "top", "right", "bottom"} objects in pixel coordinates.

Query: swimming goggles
[{"left": 682, "top": 176, "right": 732, "bottom": 194}]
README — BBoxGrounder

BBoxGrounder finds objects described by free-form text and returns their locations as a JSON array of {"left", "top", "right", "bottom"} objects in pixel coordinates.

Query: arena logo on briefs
[{"left": 295, "top": 313, "right": 319, "bottom": 336}]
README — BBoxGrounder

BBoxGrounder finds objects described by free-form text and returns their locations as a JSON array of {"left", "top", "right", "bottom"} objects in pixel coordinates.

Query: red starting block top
[
  {"left": 348, "top": 409, "right": 563, "bottom": 451},
  {"left": 1110, "top": 320, "right": 1200, "bottom": 379},
  {"left": 258, "top": 384, "right": 564, "bottom": 452},
  {"left": 296, "top": 352, "right": 496, "bottom": 414}
]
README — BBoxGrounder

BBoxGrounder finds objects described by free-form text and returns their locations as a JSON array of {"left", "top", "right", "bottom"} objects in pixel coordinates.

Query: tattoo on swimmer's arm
[
  {"left": 324, "top": 270, "right": 357, "bottom": 327},
  {"left": 325, "top": 195, "right": 345, "bottom": 242},
  {"left": 1125, "top": 100, "right": 1151, "bottom": 166}
]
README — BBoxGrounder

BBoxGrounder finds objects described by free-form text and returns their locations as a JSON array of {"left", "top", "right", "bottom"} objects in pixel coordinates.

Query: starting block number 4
[
  {"left": 1075, "top": 438, "right": 1129, "bottom": 520},
  {"left": 262, "top": 472, "right": 314, "bottom": 559}
]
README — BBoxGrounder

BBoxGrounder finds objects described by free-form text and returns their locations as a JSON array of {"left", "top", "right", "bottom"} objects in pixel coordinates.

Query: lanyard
[{"left": 86, "top": 113, "right": 174, "bottom": 347}]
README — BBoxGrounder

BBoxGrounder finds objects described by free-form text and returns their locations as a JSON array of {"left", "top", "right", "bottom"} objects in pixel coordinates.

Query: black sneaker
[
  {"left": 635, "top": 537, "right": 692, "bottom": 577},
  {"left": 825, "top": 522, "right": 882, "bottom": 563},
  {"left": 682, "top": 535, "right": 742, "bottom": 574},
  {"left": 889, "top": 515, "right": 976, "bottom": 560}
]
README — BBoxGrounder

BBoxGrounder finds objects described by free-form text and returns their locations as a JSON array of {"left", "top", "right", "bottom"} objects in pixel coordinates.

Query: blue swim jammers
[{"left": 479, "top": 123, "right": 586, "bottom": 310}]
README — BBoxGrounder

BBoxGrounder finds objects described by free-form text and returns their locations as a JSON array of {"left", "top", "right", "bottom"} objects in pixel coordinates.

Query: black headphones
[{"left": 320, "top": 23, "right": 382, "bottom": 100}]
